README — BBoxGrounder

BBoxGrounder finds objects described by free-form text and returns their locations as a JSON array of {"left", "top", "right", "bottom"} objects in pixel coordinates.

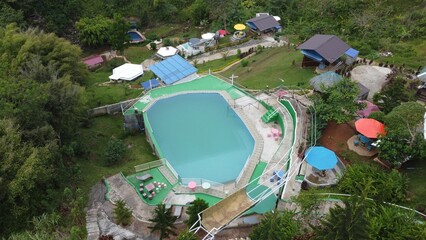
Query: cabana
[
  {"left": 149, "top": 55, "right": 198, "bottom": 85},
  {"left": 140, "top": 78, "right": 160, "bottom": 90},
  {"left": 297, "top": 34, "right": 357, "bottom": 68},
  {"left": 83, "top": 55, "right": 104, "bottom": 70},
  {"left": 310, "top": 71, "right": 343, "bottom": 92},
  {"left": 109, "top": 63, "right": 143, "bottom": 81},
  {"left": 246, "top": 15, "right": 281, "bottom": 34}
]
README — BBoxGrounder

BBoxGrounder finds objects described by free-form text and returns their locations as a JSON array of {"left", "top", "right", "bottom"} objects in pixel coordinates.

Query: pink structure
[{"left": 83, "top": 55, "right": 104, "bottom": 70}]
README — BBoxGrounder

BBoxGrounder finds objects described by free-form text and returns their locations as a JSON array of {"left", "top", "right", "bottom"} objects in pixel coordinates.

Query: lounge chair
[
  {"left": 173, "top": 206, "right": 183, "bottom": 218},
  {"left": 136, "top": 173, "right": 153, "bottom": 182}
]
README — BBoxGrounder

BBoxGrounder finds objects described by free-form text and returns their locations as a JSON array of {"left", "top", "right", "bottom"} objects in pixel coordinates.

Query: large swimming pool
[{"left": 145, "top": 93, "right": 255, "bottom": 183}]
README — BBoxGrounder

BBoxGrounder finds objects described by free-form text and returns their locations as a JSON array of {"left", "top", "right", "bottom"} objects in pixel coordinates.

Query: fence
[
  {"left": 87, "top": 98, "right": 140, "bottom": 117},
  {"left": 134, "top": 160, "right": 163, "bottom": 172},
  {"left": 180, "top": 178, "right": 226, "bottom": 192},
  {"left": 161, "top": 158, "right": 179, "bottom": 181}
]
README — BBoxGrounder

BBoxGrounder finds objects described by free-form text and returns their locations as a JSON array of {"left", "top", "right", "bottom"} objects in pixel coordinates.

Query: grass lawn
[
  {"left": 401, "top": 159, "right": 426, "bottom": 208},
  {"left": 77, "top": 115, "right": 156, "bottom": 193},
  {"left": 196, "top": 55, "right": 239, "bottom": 73},
  {"left": 372, "top": 39, "right": 426, "bottom": 69},
  {"left": 85, "top": 65, "right": 157, "bottom": 108},
  {"left": 123, "top": 45, "right": 155, "bottom": 64},
  {"left": 222, "top": 47, "right": 316, "bottom": 89}
]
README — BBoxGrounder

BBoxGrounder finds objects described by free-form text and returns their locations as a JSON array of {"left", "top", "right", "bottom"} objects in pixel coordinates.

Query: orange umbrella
[{"left": 355, "top": 118, "right": 386, "bottom": 139}]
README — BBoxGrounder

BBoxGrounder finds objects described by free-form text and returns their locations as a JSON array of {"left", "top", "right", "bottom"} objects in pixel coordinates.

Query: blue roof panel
[
  {"left": 141, "top": 78, "right": 160, "bottom": 90},
  {"left": 149, "top": 55, "right": 197, "bottom": 85},
  {"left": 345, "top": 48, "right": 359, "bottom": 58}
]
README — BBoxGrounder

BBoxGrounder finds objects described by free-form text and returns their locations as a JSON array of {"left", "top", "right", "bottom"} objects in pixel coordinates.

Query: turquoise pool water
[
  {"left": 128, "top": 31, "right": 143, "bottom": 41},
  {"left": 146, "top": 93, "right": 255, "bottom": 183}
]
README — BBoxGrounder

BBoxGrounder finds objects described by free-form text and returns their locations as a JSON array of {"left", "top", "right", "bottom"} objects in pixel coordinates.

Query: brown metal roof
[
  {"left": 246, "top": 15, "right": 280, "bottom": 32},
  {"left": 297, "top": 34, "right": 350, "bottom": 63}
]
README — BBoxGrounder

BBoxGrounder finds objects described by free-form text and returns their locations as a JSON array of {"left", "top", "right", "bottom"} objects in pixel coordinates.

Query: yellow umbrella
[{"left": 234, "top": 24, "right": 246, "bottom": 31}]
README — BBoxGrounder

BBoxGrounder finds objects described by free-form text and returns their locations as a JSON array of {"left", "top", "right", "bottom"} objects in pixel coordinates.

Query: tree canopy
[
  {"left": 314, "top": 78, "right": 362, "bottom": 124},
  {"left": 0, "top": 24, "right": 88, "bottom": 235},
  {"left": 378, "top": 102, "right": 426, "bottom": 166},
  {"left": 250, "top": 210, "right": 301, "bottom": 240},
  {"left": 338, "top": 163, "right": 407, "bottom": 203}
]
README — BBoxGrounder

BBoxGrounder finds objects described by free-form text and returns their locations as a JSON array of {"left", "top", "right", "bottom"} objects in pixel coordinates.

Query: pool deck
[{"left": 108, "top": 75, "right": 305, "bottom": 226}]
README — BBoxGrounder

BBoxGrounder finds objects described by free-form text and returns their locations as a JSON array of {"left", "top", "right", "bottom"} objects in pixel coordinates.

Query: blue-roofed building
[
  {"left": 149, "top": 55, "right": 198, "bottom": 85},
  {"left": 141, "top": 78, "right": 160, "bottom": 90},
  {"left": 297, "top": 34, "right": 358, "bottom": 69}
]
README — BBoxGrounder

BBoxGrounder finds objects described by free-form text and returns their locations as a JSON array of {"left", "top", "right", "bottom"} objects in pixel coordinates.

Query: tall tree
[
  {"left": 76, "top": 16, "right": 113, "bottom": 47},
  {"left": 338, "top": 163, "right": 407, "bottom": 203},
  {"left": 149, "top": 204, "right": 178, "bottom": 240},
  {"left": 250, "top": 210, "right": 301, "bottom": 240},
  {"left": 378, "top": 102, "right": 426, "bottom": 166},
  {"left": 315, "top": 197, "right": 371, "bottom": 240},
  {"left": 109, "top": 14, "right": 130, "bottom": 53},
  {"left": 0, "top": 119, "right": 62, "bottom": 235},
  {"left": 185, "top": 198, "right": 209, "bottom": 227},
  {"left": 314, "top": 78, "right": 362, "bottom": 124},
  {"left": 373, "top": 76, "right": 412, "bottom": 114}
]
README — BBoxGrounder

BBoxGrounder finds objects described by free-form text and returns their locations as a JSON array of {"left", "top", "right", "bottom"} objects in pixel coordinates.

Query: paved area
[
  {"left": 347, "top": 135, "right": 378, "bottom": 157},
  {"left": 351, "top": 65, "right": 392, "bottom": 100},
  {"left": 190, "top": 39, "right": 285, "bottom": 64}
]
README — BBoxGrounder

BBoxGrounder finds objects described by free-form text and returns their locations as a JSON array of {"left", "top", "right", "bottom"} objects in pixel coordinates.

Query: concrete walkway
[
  {"left": 107, "top": 174, "right": 155, "bottom": 222},
  {"left": 189, "top": 39, "right": 285, "bottom": 65}
]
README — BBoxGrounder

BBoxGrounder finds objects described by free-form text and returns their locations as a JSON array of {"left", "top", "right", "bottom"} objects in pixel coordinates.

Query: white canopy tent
[
  {"left": 156, "top": 46, "right": 179, "bottom": 59},
  {"left": 109, "top": 63, "right": 143, "bottom": 81}
]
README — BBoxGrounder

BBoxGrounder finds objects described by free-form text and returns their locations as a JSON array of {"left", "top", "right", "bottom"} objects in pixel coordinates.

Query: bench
[{"left": 136, "top": 173, "right": 153, "bottom": 182}]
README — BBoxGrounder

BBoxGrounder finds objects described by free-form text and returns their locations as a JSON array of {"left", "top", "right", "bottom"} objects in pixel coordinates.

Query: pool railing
[{"left": 180, "top": 178, "right": 225, "bottom": 192}]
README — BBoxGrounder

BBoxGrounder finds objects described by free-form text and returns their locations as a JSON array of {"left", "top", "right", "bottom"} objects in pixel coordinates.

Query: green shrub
[
  {"left": 104, "top": 137, "right": 126, "bottom": 166},
  {"left": 114, "top": 200, "right": 132, "bottom": 226},
  {"left": 338, "top": 163, "right": 407, "bottom": 203},
  {"left": 146, "top": 33, "right": 160, "bottom": 41},
  {"left": 163, "top": 38, "right": 173, "bottom": 46},
  {"left": 241, "top": 59, "right": 249, "bottom": 67},
  {"left": 150, "top": 42, "right": 157, "bottom": 51}
]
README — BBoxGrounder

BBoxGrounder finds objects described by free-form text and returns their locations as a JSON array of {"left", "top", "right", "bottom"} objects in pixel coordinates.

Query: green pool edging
[
  {"left": 143, "top": 111, "right": 165, "bottom": 158},
  {"left": 104, "top": 178, "right": 111, "bottom": 201}
]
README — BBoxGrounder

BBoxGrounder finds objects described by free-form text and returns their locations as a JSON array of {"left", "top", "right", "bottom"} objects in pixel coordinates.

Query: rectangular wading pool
[{"left": 145, "top": 93, "right": 255, "bottom": 183}]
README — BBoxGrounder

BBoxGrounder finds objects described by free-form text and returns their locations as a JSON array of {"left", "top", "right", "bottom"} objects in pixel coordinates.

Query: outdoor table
[
  {"left": 271, "top": 128, "right": 280, "bottom": 136},
  {"left": 145, "top": 183, "right": 155, "bottom": 192},
  {"left": 202, "top": 182, "right": 211, "bottom": 190},
  {"left": 188, "top": 181, "right": 197, "bottom": 192}
]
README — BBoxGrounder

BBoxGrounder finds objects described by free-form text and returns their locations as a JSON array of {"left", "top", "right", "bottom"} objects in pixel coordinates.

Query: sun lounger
[
  {"left": 173, "top": 206, "right": 183, "bottom": 218},
  {"left": 136, "top": 173, "right": 153, "bottom": 182}
]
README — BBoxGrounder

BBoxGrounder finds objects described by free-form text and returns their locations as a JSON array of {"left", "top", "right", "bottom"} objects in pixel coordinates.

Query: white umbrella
[{"left": 201, "top": 32, "right": 215, "bottom": 40}]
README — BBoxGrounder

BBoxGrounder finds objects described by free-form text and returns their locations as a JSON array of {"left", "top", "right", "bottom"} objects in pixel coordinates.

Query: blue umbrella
[{"left": 305, "top": 146, "right": 338, "bottom": 170}]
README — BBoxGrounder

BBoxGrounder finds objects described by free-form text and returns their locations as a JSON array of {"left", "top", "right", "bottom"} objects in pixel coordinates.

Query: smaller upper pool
[{"left": 128, "top": 31, "right": 144, "bottom": 42}]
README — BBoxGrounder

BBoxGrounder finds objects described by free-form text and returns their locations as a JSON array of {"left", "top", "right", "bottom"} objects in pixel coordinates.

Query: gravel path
[{"left": 351, "top": 65, "right": 392, "bottom": 100}]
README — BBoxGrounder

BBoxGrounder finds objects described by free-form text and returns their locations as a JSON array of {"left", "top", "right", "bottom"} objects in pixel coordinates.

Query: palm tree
[
  {"left": 250, "top": 210, "right": 301, "bottom": 240},
  {"left": 177, "top": 228, "right": 197, "bottom": 240},
  {"left": 149, "top": 204, "right": 177, "bottom": 240},
  {"left": 315, "top": 197, "right": 371, "bottom": 240},
  {"left": 185, "top": 198, "right": 209, "bottom": 227}
]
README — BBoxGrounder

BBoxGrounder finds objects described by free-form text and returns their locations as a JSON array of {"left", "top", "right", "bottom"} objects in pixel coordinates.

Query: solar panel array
[{"left": 149, "top": 55, "right": 197, "bottom": 85}]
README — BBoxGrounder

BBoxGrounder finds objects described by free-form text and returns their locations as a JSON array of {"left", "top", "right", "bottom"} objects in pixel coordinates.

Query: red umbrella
[{"left": 355, "top": 118, "right": 386, "bottom": 139}]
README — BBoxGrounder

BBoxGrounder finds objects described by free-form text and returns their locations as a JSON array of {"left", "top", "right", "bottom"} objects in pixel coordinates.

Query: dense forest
[{"left": 0, "top": 0, "right": 425, "bottom": 238}]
